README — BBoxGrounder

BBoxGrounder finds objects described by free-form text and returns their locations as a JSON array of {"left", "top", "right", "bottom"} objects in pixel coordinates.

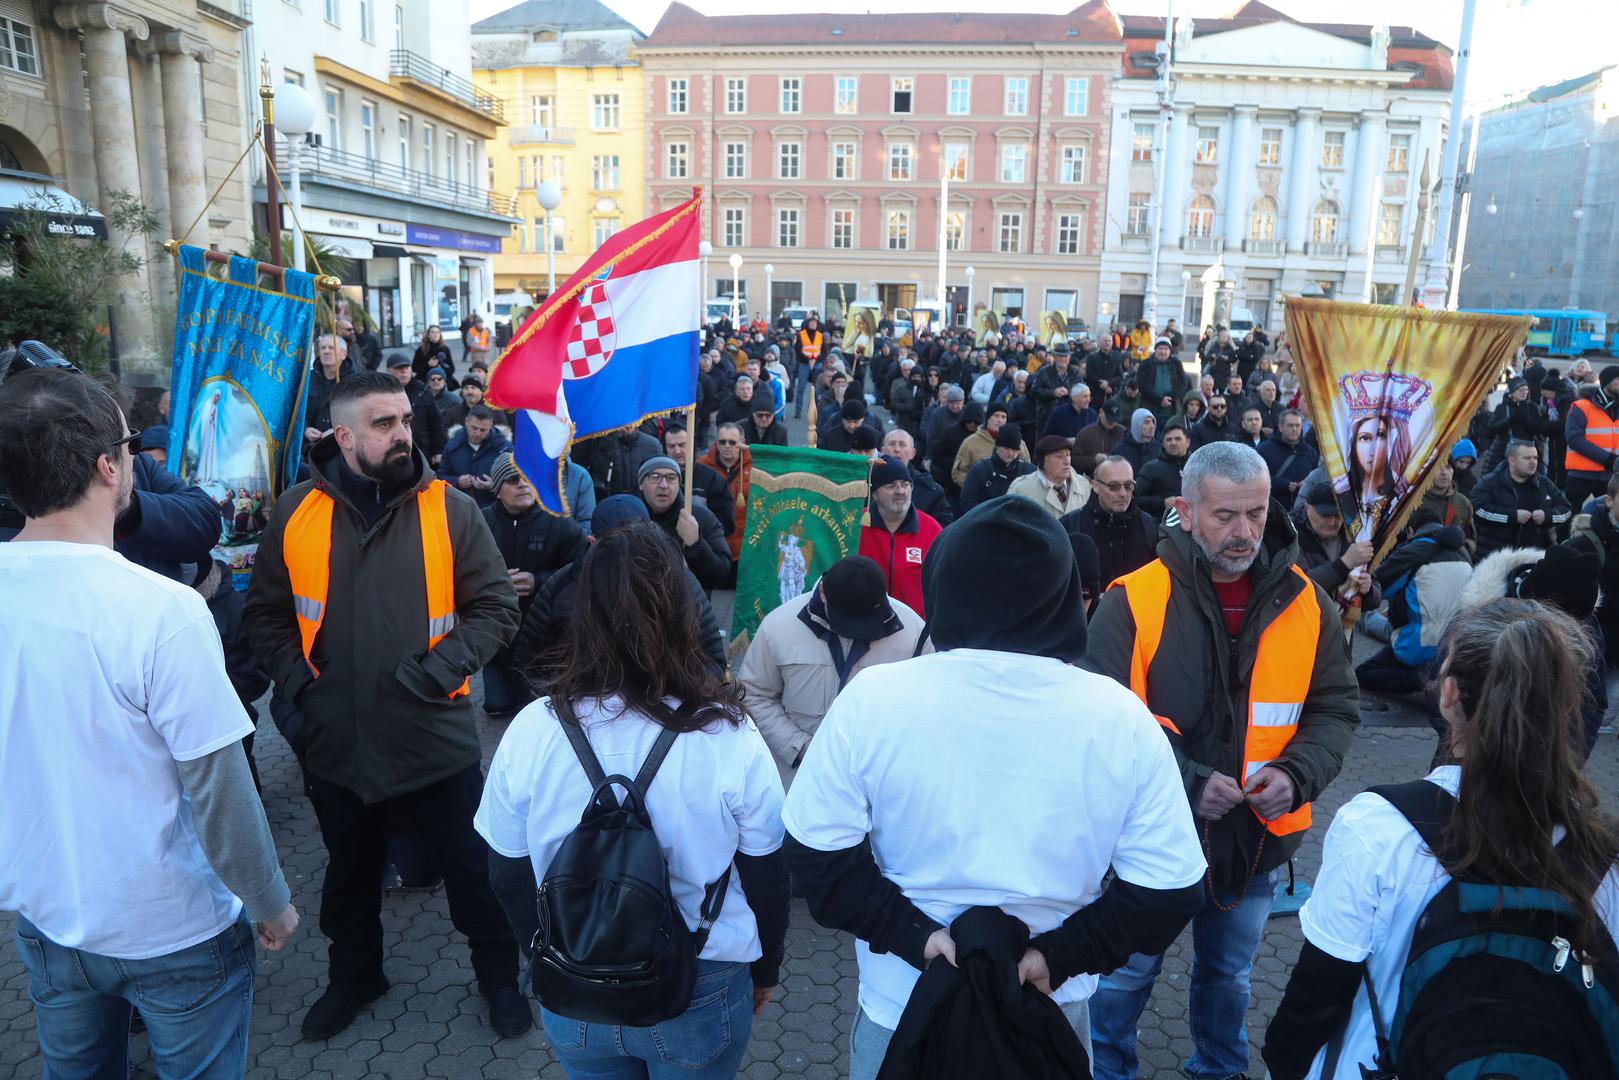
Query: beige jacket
[
  {"left": 1007, "top": 469, "right": 1093, "bottom": 518},
  {"left": 738, "top": 589, "right": 927, "bottom": 785},
  {"left": 951, "top": 426, "right": 1031, "bottom": 488}
]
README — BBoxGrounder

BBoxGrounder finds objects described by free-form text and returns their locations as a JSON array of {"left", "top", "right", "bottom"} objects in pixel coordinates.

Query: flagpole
[{"left": 684, "top": 403, "right": 698, "bottom": 514}]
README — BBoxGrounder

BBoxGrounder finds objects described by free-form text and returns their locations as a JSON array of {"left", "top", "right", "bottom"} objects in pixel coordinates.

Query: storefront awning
[
  {"left": 309, "top": 233, "right": 374, "bottom": 260},
  {"left": 372, "top": 243, "right": 411, "bottom": 259},
  {"left": 0, "top": 173, "right": 107, "bottom": 240}
]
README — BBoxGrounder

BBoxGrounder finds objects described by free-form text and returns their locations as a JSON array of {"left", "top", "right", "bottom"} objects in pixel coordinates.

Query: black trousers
[
  {"left": 304, "top": 764, "right": 518, "bottom": 994},
  {"left": 1566, "top": 471, "right": 1609, "bottom": 514}
]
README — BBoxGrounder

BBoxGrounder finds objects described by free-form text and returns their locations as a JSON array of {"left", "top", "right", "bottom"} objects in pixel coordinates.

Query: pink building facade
[{"left": 639, "top": 3, "right": 1123, "bottom": 327}]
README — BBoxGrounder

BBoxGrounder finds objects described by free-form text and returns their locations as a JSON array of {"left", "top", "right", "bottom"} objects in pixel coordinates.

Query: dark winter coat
[
  {"left": 436, "top": 425, "right": 512, "bottom": 508},
  {"left": 1190, "top": 412, "right": 1237, "bottom": 449},
  {"left": 1287, "top": 507, "right": 1383, "bottom": 613},
  {"left": 1060, "top": 494, "right": 1158, "bottom": 592},
  {"left": 1029, "top": 361, "right": 1084, "bottom": 432},
  {"left": 1567, "top": 504, "right": 1619, "bottom": 635},
  {"left": 114, "top": 453, "right": 222, "bottom": 583},
  {"left": 960, "top": 455, "right": 1036, "bottom": 513},
  {"left": 480, "top": 501, "right": 588, "bottom": 612},
  {"left": 1135, "top": 452, "right": 1186, "bottom": 519},
  {"left": 647, "top": 495, "right": 732, "bottom": 591},
  {"left": 1042, "top": 401, "right": 1097, "bottom": 440},
  {"left": 1073, "top": 421, "right": 1125, "bottom": 475},
  {"left": 685, "top": 460, "right": 737, "bottom": 536},
  {"left": 1257, "top": 435, "right": 1321, "bottom": 508},
  {"left": 909, "top": 466, "right": 956, "bottom": 527},
  {"left": 580, "top": 430, "right": 662, "bottom": 502},
  {"left": 1470, "top": 462, "right": 1573, "bottom": 556}
]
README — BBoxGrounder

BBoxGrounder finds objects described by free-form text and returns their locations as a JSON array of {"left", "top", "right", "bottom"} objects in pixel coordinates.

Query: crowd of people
[{"left": 2, "top": 305, "right": 1618, "bottom": 1080}]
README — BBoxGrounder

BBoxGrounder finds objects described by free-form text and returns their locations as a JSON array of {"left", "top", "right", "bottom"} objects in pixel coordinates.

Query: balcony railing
[
  {"left": 508, "top": 124, "right": 575, "bottom": 147},
  {"left": 1244, "top": 239, "right": 1283, "bottom": 255},
  {"left": 1375, "top": 244, "right": 1406, "bottom": 261},
  {"left": 1182, "top": 235, "right": 1224, "bottom": 253},
  {"left": 301, "top": 143, "right": 517, "bottom": 217},
  {"left": 389, "top": 50, "right": 504, "bottom": 122},
  {"left": 1306, "top": 240, "right": 1348, "bottom": 258}
]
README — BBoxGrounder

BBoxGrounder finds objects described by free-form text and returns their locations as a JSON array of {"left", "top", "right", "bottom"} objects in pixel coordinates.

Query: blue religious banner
[{"left": 167, "top": 244, "right": 318, "bottom": 589}]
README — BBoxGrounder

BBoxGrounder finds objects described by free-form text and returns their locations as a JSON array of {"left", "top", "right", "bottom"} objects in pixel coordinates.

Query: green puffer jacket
[
  {"left": 1083, "top": 505, "right": 1359, "bottom": 890},
  {"left": 245, "top": 437, "right": 519, "bottom": 804}
]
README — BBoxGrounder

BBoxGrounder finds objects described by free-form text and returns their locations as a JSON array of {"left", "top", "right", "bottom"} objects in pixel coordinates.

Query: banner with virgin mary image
[
  {"left": 167, "top": 244, "right": 318, "bottom": 589},
  {"left": 1284, "top": 298, "right": 1529, "bottom": 562}
]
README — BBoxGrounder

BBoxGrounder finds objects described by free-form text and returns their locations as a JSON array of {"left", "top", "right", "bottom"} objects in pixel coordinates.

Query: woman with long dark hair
[
  {"left": 412, "top": 324, "right": 455, "bottom": 385},
  {"left": 475, "top": 522, "right": 789, "bottom": 1079},
  {"left": 1263, "top": 598, "right": 1619, "bottom": 1079}
]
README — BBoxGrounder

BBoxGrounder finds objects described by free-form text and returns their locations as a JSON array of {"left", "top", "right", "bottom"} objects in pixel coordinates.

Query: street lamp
[
  {"left": 272, "top": 81, "right": 316, "bottom": 272},
  {"left": 765, "top": 263, "right": 774, "bottom": 324},
  {"left": 536, "top": 181, "right": 562, "bottom": 297},
  {"left": 1178, "top": 270, "right": 1192, "bottom": 333},
  {"left": 1485, "top": 195, "right": 1498, "bottom": 216},
  {"left": 727, "top": 252, "right": 743, "bottom": 327},
  {"left": 965, "top": 265, "right": 976, "bottom": 328},
  {"left": 699, "top": 240, "right": 712, "bottom": 322}
]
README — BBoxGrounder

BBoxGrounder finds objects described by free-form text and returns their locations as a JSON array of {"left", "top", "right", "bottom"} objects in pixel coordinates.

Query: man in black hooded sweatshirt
[{"left": 782, "top": 495, "right": 1206, "bottom": 1080}]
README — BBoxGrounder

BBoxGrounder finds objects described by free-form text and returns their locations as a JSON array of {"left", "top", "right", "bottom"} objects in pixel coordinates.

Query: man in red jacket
[{"left": 858, "top": 455, "right": 943, "bottom": 616}]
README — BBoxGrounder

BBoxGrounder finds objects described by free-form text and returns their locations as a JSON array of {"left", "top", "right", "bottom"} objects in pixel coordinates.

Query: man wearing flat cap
[{"left": 1009, "top": 435, "right": 1092, "bottom": 518}]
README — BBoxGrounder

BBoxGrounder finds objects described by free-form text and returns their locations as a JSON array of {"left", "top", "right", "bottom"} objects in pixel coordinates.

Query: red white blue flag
[{"left": 487, "top": 193, "right": 702, "bottom": 514}]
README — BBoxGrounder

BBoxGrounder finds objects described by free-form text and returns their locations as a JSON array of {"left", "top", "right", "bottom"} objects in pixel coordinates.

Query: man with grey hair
[{"left": 1083, "top": 440, "right": 1358, "bottom": 1080}]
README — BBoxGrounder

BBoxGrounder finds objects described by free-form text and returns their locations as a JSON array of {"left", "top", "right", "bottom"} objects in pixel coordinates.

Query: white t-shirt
[
  {"left": 475, "top": 695, "right": 786, "bottom": 963},
  {"left": 1298, "top": 766, "right": 1619, "bottom": 1079},
  {"left": 0, "top": 542, "right": 254, "bottom": 959},
  {"left": 782, "top": 648, "right": 1207, "bottom": 1030}
]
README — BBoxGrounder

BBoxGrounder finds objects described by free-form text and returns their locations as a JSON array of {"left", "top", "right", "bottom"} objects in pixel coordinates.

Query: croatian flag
[{"left": 487, "top": 193, "right": 701, "bottom": 515}]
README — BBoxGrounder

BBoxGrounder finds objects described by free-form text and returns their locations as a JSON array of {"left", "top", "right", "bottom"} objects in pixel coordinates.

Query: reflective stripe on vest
[
  {"left": 799, "top": 329, "right": 822, "bottom": 360},
  {"left": 1111, "top": 558, "right": 1320, "bottom": 837},
  {"left": 1566, "top": 398, "right": 1619, "bottom": 474},
  {"left": 283, "top": 479, "right": 470, "bottom": 698}
]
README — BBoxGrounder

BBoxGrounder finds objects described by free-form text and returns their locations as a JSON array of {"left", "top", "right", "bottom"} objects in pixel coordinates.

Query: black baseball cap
[{"left": 820, "top": 556, "right": 900, "bottom": 640}]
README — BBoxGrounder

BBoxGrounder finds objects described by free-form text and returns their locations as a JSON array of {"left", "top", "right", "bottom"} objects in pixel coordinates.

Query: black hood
[{"left": 308, "top": 432, "right": 432, "bottom": 515}]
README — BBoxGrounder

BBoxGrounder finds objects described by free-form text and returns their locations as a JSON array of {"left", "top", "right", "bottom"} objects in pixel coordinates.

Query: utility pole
[
  {"left": 1425, "top": 0, "right": 1477, "bottom": 307},
  {"left": 1143, "top": 0, "right": 1175, "bottom": 330}
]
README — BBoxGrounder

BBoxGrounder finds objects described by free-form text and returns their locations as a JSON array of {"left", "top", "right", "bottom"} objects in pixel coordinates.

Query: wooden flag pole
[{"left": 684, "top": 403, "right": 698, "bottom": 512}]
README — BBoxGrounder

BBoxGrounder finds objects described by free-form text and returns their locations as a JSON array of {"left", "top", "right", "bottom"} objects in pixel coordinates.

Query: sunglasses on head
[{"left": 111, "top": 429, "right": 143, "bottom": 456}]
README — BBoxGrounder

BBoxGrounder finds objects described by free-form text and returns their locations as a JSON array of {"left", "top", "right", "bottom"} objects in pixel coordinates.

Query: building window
[
  {"left": 777, "top": 141, "right": 801, "bottom": 180},
  {"left": 1126, "top": 192, "right": 1150, "bottom": 235},
  {"left": 592, "top": 154, "right": 620, "bottom": 190},
  {"left": 1064, "top": 77, "right": 1088, "bottom": 116},
  {"left": 360, "top": 100, "right": 376, "bottom": 159},
  {"left": 445, "top": 132, "right": 456, "bottom": 184},
  {"left": 1056, "top": 213, "right": 1082, "bottom": 255},
  {"left": 1377, "top": 201, "right": 1403, "bottom": 245},
  {"left": 393, "top": 3, "right": 403, "bottom": 50},
  {"left": 1059, "top": 144, "right": 1086, "bottom": 184},
  {"left": 948, "top": 77, "right": 970, "bottom": 115},
  {"left": 666, "top": 141, "right": 689, "bottom": 179},
  {"left": 1004, "top": 77, "right": 1028, "bottom": 116},
  {"left": 943, "top": 140, "right": 969, "bottom": 181},
  {"left": 1195, "top": 125, "right": 1219, "bottom": 164},
  {"left": 516, "top": 222, "right": 527, "bottom": 253},
  {"left": 1320, "top": 130, "right": 1345, "bottom": 169},
  {"left": 421, "top": 123, "right": 434, "bottom": 176},
  {"left": 725, "top": 77, "right": 746, "bottom": 114},
  {"left": 831, "top": 207, "right": 855, "bottom": 249},
  {"left": 886, "top": 209, "right": 910, "bottom": 250},
  {"left": 723, "top": 207, "right": 746, "bottom": 247},
  {"left": 1258, "top": 127, "right": 1282, "bottom": 166},
  {"left": 324, "top": 0, "right": 339, "bottom": 25},
  {"left": 891, "top": 77, "right": 913, "bottom": 114},
  {"left": 1387, "top": 132, "right": 1411, "bottom": 174},
  {"left": 945, "top": 210, "right": 966, "bottom": 251},
  {"left": 1250, "top": 196, "right": 1277, "bottom": 240},
  {"left": 550, "top": 155, "right": 565, "bottom": 186},
  {"left": 835, "top": 76, "right": 857, "bottom": 114},
  {"left": 1186, "top": 194, "right": 1215, "bottom": 238},
  {"left": 998, "top": 211, "right": 1023, "bottom": 253},
  {"left": 777, "top": 207, "right": 800, "bottom": 247},
  {"left": 549, "top": 215, "right": 565, "bottom": 252},
  {"left": 888, "top": 141, "right": 913, "bottom": 181},
  {"left": 780, "top": 77, "right": 801, "bottom": 114},
  {"left": 668, "top": 78, "right": 688, "bottom": 114},
  {"left": 1311, "top": 199, "right": 1341, "bottom": 243},
  {"left": 518, "top": 155, "right": 530, "bottom": 188},
  {"left": 594, "top": 218, "right": 620, "bottom": 247},
  {"left": 324, "top": 88, "right": 342, "bottom": 150},
  {"left": 592, "top": 94, "right": 621, "bottom": 129},
  {"left": 724, "top": 141, "right": 747, "bottom": 179},
  {"left": 530, "top": 95, "right": 553, "bottom": 129},
  {"left": 1000, "top": 144, "right": 1027, "bottom": 183},
  {"left": 398, "top": 114, "right": 411, "bottom": 168},
  {"left": 832, "top": 140, "right": 857, "bottom": 180},
  {"left": 1131, "top": 122, "right": 1154, "bottom": 162},
  {"left": 358, "top": 0, "right": 372, "bottom": 40}
]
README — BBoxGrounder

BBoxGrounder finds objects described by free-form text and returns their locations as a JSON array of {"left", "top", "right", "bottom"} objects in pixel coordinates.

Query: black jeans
[
  {"left": 1567, "top": 472, "right": 1609, "bottom": 516},
  {"left": 304, "top": 765, "right": 518, "bottom": 994}
]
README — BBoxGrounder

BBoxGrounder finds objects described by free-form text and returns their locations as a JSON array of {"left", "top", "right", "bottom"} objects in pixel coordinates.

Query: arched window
[
  {"left": 1311, "top": 199, "right": 1341, "bottom": 244},
  {"left": 1249, "top": 196, "right": 1277, "bottom": 241},
  {"left": 1186, "top": 194, "right": 1215, "bottom": 238},
  {"left": 0, "top": 137, "right": 20, "bottom": 172}
]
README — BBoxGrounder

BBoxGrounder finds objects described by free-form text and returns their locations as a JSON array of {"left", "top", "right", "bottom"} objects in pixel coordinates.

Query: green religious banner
[{"left": 729, "top": 444, "right": 871, "bottom": 662}]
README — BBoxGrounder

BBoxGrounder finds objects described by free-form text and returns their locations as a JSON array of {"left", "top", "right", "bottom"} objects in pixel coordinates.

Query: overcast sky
[{"left": 466, "top": 0, "right": 1616, "bottom": 109}]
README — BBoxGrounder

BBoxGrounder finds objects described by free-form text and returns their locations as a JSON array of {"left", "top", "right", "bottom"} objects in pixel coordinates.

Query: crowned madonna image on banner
[
  {"left": 729, "top": 445, "right": 871, "bottom": 662},
  {"left": 167, "top": 245, "right": 319, "bottom": 589},
  {"left": 1284, "top": 298, "right": 1529, "bottom": 561}
]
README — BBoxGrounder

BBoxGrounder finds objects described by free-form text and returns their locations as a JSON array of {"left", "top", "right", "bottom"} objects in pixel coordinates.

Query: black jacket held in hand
[
  {"left": 876, "top": 906, "right": 1090, "bottom": 1080},
  {"left": 481, "top": 500, "right": 588, "bottom": 612},
  {"left": 243, "top": 438, "right": 520, "bottom": 804}
]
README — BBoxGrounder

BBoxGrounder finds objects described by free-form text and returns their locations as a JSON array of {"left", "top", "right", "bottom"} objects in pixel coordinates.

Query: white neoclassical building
[{"left": 1097, "top": 4, "right": 1455, "bottom": 335}]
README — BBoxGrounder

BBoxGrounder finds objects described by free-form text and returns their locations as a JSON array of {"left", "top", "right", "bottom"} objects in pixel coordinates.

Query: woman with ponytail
[{"left": 1263, "top": 598, "right": 1619, "bottom": 1079}]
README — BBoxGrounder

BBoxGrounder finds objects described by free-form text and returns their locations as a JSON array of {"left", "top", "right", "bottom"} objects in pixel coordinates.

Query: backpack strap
[
  {"left": 1367, "top": 780, "right": 1455, "bottom": 860},
  {"left": 553, "top": 696, "right": 609, "bottom": 790},
  {"left": 694, "top": 866, "right": 732, "bottom": 952}
]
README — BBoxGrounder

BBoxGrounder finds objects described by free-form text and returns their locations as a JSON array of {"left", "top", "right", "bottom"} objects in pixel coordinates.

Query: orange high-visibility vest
[
  {"left": 799, "top": 328, "right": 823, "bottom": 361},
  {"left": 466, "top": 325, "right": 490, "bottom": 352},
  {"left": 283, "top": 479, "right": 469, "bottom": 698},
  {"left": 1111, "top": 558, "right": 1319, "bottom": 837},
  {"left": 1566, "top": 398, "right": 1619, "bottom": 474}
]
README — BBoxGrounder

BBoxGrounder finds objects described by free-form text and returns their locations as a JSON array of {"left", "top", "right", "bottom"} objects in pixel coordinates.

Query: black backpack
[
  {"left": 531, "top": 697, "right": 731, "bottom": 1027},
  {"left": 1353, "top": 781, "right": 1619, "bottom": 1080}
]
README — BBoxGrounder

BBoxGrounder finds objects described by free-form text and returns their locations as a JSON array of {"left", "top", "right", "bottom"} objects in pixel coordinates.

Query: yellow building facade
[{"left": 473, "top": 2, "right": 646, "bottom": 302}]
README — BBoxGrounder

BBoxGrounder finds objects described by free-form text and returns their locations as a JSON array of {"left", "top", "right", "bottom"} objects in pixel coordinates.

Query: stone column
[
  {"left": 1348, "top": 109, "right": 1386, "bottom": 255},
  {"left": 54, "top": 2, "right": 157, "bottom": 377},
  {"left": 1161, "top": 103, "right": 1192, "bottom": 248},
  {"left": 1284, "top": 107, "right": 1320, "bottom": 252},
  {"left": 154, "top": 31, "right": 216, "bottom": 247},
  {"left": 1222, "top": 105, "right": 1257, "bottom": 249}
]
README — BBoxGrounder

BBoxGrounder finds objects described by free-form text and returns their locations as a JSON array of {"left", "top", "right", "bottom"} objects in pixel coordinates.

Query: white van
[{"left": 1227, "top": 306, "right": 1257, "bottom": 336}]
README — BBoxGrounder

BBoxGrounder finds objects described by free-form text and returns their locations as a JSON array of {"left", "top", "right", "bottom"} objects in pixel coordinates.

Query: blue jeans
[
  {"left": 539, "top": 961, "right": 754, "bottom": 1079},
  {"left": 849, "top": 998, "right": 1092, "bottom": 1080},
  {"left": 14, "top": 914, "right": 257, "bottom": 1080},
  {"left": 792, "top": 362, "right": 810, "bottom": 416},
  {"left": 1090, "top": 869, "right": 1277, "bottom": 1080}
]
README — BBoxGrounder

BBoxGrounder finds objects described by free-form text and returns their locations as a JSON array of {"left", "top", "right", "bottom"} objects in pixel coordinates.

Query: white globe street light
[
  {"left": 1177, "top": 269, "right": 1193, "bottom": 336},
  {"left": 535, "top": 181, "right": 562, "bottom": 296},
  {"left": 764, "top": 263, "right": 774, "bottom": 324},
  {"left": 727, "top": 253, "right": 743, "bottom": 326},
  {"left": 273, "top": 82, "right": 315, "bottom": 272},
  {"left": 965, "top": 265, "right": 976, "bottom": 328}
]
